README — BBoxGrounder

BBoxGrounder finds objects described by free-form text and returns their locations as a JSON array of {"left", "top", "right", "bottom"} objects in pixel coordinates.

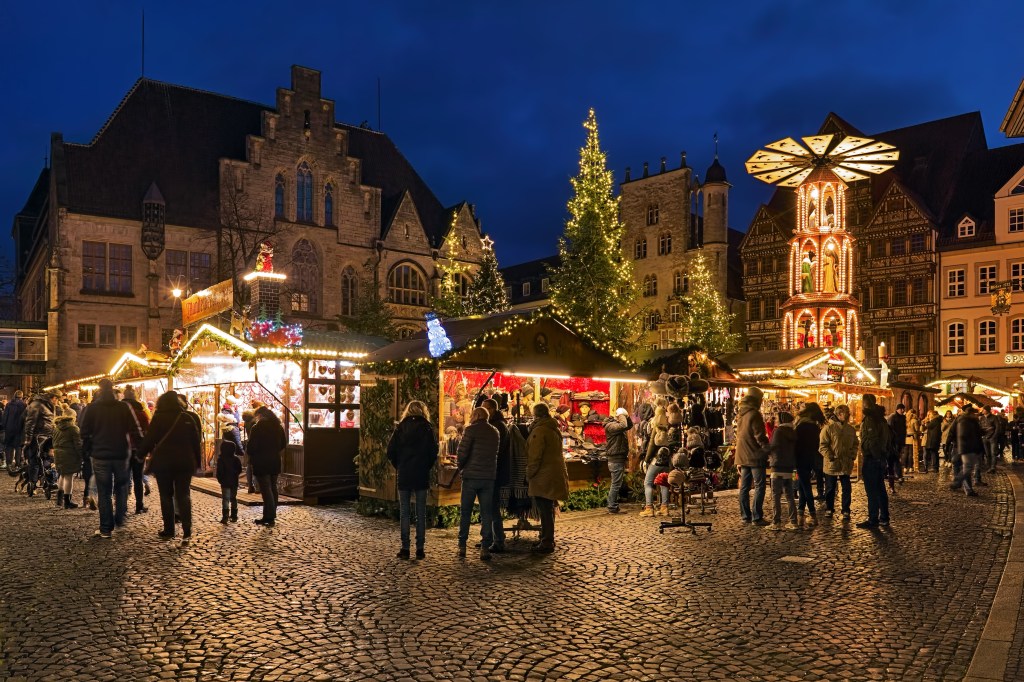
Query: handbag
[{"left": 144, "top": 414, "right": 185, "bottom": 475}]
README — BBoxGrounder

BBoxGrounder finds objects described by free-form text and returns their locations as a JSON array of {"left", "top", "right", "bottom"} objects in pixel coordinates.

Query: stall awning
[
  {"left": 935, "top": 392, "right": 1003, "bottom": 409},
  {"left": 926, "top": 375, "right": 1012, "bottom": 397},
  {"left": 716, "top": 349, "right": 830, "bottom": 374}
]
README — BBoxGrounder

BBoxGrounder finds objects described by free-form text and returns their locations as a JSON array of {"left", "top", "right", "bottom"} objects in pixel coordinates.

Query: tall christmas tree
[
  {"left": 550, "top": 109, "right": 638, "bottom": 355},
  {"left": 432, "top": 212, "right": 471, "bottom": 318},
  {"left": 675, "top": 250, "right": 739, "bottom": 355},
  {"left": 466, "top": 235, "right": 509, "bottom": 314}
]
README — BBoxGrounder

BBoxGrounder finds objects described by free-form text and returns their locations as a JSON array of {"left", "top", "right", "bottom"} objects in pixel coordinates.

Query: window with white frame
[
  {"left": 895, "top": 330, "right": 910, "bottom": 356},
  {"left": 979, "top": 265, "right": 997, "bottom": 295},
  {"left": 634, "top": 238, "right": 647, "bottom": 259},
  {"left": 642, "top": 275, "right": 658, "bottom": 297},
  {"left": 658, "top": 232, "right": 671, "bottom": 256},
  {"left": 669, "top": 303, "right": 680, "bottom": 322},
  {"left": 1012, "top": 318, "right": 1024, "bottom": 352},
  {"left": 541, "top": 277, "right": 549, "bottom": 293},
  {"left": 522, "top": 281, "right": 531, "bottom": 297},
  {"left": 947, "top": 322, "right": 965, "bottom": 354},
  {"left": 978, "top": 319, "right": 997, "bottom": 353},
  {"left": 647, "top": 204, "right": 659, "bottom": 226},
  {"left": 1010, "top": 207, "right": 1024, "bottom": 233},
  {"left": 947, "top": 268, "right": 965, "bottom": 297},
  {"left": 958, "top": 217, "right": 976, "bottom": 238},
  {"left": 1012, "top": 262, "right": 1024, "bottom": 292}
]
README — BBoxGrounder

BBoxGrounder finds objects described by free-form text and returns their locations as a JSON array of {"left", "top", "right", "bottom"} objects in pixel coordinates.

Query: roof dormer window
[{"left": 958, "top": 217, "right": 976, "bottom": 239}]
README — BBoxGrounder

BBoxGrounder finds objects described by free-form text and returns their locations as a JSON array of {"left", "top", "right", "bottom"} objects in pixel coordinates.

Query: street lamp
[{"left": 172, "top": 288, "right": 182, "bottom": 299}]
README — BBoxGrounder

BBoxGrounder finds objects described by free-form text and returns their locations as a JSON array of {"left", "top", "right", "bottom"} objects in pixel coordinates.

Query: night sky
[{"left": 2, "top": 1, "right": 1023, "bottom": 270}]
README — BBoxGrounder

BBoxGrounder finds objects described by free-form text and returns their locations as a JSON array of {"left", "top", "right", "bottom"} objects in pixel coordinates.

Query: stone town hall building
[{"left": 12, "top": 66, "right": 486, "bottom": 384}]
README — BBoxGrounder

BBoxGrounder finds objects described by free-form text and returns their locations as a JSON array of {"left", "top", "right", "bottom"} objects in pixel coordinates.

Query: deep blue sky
[{"left": 2, "top": 1, "right": 1023, "bottom": 269}]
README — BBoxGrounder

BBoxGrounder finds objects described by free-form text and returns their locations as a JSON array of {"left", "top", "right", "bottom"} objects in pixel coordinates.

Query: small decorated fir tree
[
  {"left": 432, "top": 212, "right": 471, "bottom": 318},
  {"left": 340, "top": 261, "right": 398, "bottom": 341},
  {"left": 465, "top": 236, "right": 509, "bottom": 315},
  {"left": 675, "top": 250, "right": 739, "bottom": 355}
]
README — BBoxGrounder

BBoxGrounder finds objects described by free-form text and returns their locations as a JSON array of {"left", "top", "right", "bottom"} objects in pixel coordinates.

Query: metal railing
[{"left": 0, "top": 327, "right": 48, "bottom": 361}]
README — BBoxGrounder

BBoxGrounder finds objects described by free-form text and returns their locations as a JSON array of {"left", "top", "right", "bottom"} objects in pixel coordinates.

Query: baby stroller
[
  {"left": 658, "top": 445, "right": 723, "bottom": 535},
  {"left": 39, "top": 438, "right": 59, "bottom": 500}
]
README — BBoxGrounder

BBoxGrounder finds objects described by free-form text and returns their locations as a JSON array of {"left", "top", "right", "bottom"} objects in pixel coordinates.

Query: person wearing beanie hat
[
  {"left": 735, "top": 388, "right": 770, "bottom": 525},
  {"left": 215, "top": 440, "right": 243, "bottom": 523},
  {"left": 603, "top": 405, "right": 633, "bottom": 514},
  {"left": 857, "top": 394, "right": 891, "bottom": 528},
  {"left": 639, "top": 445, "right": 673, "bottom": 518}
]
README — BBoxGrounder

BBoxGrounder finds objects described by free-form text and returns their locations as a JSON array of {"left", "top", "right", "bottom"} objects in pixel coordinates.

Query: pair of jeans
[
  {"left": 983, "top": 439, "right": 998, "bottom": 472},
  {"left": 255, "top": 474, "right": 279, "bottom": 522},
  {"left": 155, "top": 471, "right": 193, "bottom": 536},
  {"left": 771, "top": 475, "right": 796, "bottom": 525},
  {"left": 489, "top": 483, "right": 507, "bottom": 547},
  {"left": 644, "top": 463, "right": 671, "bottom": 507},
  {"left": 221, "top": 485, "right": 238, "bottom": 519},
  {"left": 606, "top": 460, "right": 626, "bottom": 511},
  {"left": 861, "top": 457, "right": 889, "bottom": 524},
  {"left": 795, "top": 464, "right": 817, "bottom": 517},
  {"left": 952, "top": 452, "right": 979, "bottom": 493},
  {"left": 398, "top": 488, "right": 427, "bottom": 551},
  {"left": 130, "top": 457, "right": 146, "bottom": 511},
  {"left": 535, "top": 496, "right": 556, "bottom": 548},
  {"left": 824, "top": 474, "right": 851, "bottom": 515},
  {"left": 92, "top": 457, "right": 131, "bottom": 534},
  {"left": 738, "top": 465, "right": 766, "bottom": 521},
  {"left": 4, "top": 444, "right": 22, "bottom": 469},
  {"left": 457, "top": 477, "right": 494, "bottom": 548},
  {"left": 922, "top": 447, "right": 939, "bottom": 473}
]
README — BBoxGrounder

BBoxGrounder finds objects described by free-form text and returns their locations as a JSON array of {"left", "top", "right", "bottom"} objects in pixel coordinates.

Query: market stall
[
  {"left": 44, "top": 350, "right": 172, "bottom": 405},
  {"left": 359, "top": 307, "right": 646, "bottom": 507},
  {"left": 926, "top": 374, "right": 1013, "bottom": 414},
  {"left": 169, "top": 323, "right": 386, "bottom": 501}
]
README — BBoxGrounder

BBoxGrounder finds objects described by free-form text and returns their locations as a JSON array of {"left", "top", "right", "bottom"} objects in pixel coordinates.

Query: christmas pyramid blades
[{"left": 746, "top": 133, "right": 898, "bottom": 187}]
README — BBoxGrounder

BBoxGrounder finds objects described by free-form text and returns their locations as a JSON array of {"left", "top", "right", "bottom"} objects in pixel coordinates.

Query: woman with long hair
[
  {"left": 386, "top": 400, "right": 438, "bottom": 559},
  {"left": 137, "top": 391, "right": 202, "bottom": 545}
]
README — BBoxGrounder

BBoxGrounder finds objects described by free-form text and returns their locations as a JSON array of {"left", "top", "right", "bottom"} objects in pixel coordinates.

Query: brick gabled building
[{"left": 13, "top": 65, "right": 485, "bottom": 384}]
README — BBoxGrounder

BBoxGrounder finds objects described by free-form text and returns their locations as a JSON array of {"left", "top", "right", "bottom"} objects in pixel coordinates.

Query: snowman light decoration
[{"left": 426, "top": 313, "right": 453, "bottom": 358}]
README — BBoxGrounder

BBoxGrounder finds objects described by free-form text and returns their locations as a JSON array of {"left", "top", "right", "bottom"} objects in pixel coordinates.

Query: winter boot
[
  {"left": 56, "top": 490, "right": 64, "bottom": 507},
  {"left": 639, "top": 505, "right": 655, "bottom": 517},
  {"left": 798, "top": 512, "right": 805, "bottom": 528},
  {"left": 657, "top": 504, "right": 671, "bottom": 517},
  {"left": 64, "top": 494, "right": 78, "bottom": 509}
]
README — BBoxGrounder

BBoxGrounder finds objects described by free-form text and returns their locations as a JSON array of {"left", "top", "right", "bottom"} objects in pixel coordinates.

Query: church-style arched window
[
  {"left": 289, "top": 239, "right": 320, "bottom": 314},
  {"left": 296, "top": 162, "right": 313, "bottom": 222},
  {"left": 324, "top": 183, "right": 334, "bottom": 226},
  {"left": 340, "top": 266, "right": 357, "bottom": 316},
  {"left": 274, "top": 174, "right": 285, "bottom": 218}
]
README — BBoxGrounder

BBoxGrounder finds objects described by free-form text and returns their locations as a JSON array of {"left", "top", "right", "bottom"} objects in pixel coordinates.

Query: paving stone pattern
[{"left": 0, "top": 469, "right": 1013, "bottom": 681}]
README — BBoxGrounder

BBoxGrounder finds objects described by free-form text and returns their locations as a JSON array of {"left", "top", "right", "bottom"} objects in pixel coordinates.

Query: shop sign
[
  {"left": 1004, "top": 353, "right": 1024, "bottom": 366},
  {"left": 826, "top": 360, "right": 845, "bottom": 382},
  {"left": 182, "top": 280, "right": 234, "bottom": 327}
]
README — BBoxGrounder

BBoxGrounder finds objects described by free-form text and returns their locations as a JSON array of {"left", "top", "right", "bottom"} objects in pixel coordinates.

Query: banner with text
[{"left": 182, "top": 279, "right": 234, "bottom": 327}]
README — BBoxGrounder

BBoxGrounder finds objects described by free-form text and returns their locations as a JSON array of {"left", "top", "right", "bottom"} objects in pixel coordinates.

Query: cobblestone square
[{"left": 0, "top": 469, "right": 1019, "bottom": 681}]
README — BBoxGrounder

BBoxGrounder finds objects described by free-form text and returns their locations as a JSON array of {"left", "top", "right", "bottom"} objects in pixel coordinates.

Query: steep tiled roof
[
  {"left": 54, "top": 78, "right": 454, "bottom": 245},
  {"left": 61, "top": 79, "right": 264, "bottom": 228},
  {"left": 939, "top": 142, "right": 1024, "bottom": 248}
]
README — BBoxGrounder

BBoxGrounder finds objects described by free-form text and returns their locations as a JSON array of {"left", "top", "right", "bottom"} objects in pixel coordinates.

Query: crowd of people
[
  {"left": 733, "top": 386, "right": 1016, "bottom": 531},
  {"left": 1, "top": 380, "right": 288, "bottom": 545}
]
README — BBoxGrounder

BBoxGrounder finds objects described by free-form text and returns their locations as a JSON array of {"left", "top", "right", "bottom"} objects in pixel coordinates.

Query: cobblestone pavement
[{"left": 0, "top": 467, "right": 1015, "bottom": 682}]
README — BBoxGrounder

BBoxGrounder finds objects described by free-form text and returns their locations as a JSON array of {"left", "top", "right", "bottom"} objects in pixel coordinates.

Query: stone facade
[
  {"left": 619, "top": 156, "right": 744, "bottom": 350},
  {"left": 13, "top": 66, "right": 484, "bottom": 385}
]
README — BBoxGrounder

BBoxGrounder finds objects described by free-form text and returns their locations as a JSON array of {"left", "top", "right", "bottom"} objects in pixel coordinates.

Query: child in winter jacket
[
  {"left": 768, "top": 412, "right": 798, "bottom": 530},
  {"left": 216, "top": 440, "right": 243, "bottom": 523},
  {"left": 52, "top": 415, "right": 83, "bottom": 509}
]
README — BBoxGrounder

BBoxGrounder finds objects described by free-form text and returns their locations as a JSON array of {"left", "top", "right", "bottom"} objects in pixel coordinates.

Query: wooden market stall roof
[
  {"left": 45, "top": 351, "right": 172, "bottom": 392},
  {"left": 925, "top": 374, "right": 1013, "bottom": 397},
  {"left": 935, "top": 392, "right": 1003, "bottom": 409},
  {"left": 715, "top": 348, "right": 830, "bottom": 375},
  {"left": 364, "top": 306, "right": 642, "bottom": 380}
]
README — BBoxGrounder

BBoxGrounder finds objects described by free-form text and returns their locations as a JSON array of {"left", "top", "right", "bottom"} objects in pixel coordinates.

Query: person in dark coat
[
  {"left": 768, "top": 411, "right": 798, "bottom": 530},
  {"left": 386, "top": 400, "right": 438, "bottom": 559},
  {"left": 603, "top": 408, "right": 633, "bottom": 514},
  {"left": 857, "top": 394, "right": 891, "bottom": 529},
  {"left": 948, "top": 405, "right": 984, "bottom": 496},
  {"left": 137, "top": 391, "right": 202, "bottom": 543},
  {"left": 81, "top": 380, "right": 143, "bottom": 539},
  {"left": 247, "top": 405, "right": 287, "bottom": 527},
  {"left": 121, "top": 385, "right": 151, "bottom": 514},
  {"left": 886, "top": 404, "right": 908, "bottom": 487},
  {"left": 2, "top": 390, "right": 26, "bottom": 471},
  {"left": 482, "top": 398, "right": 511, "bottom": 552},
  {"left": 794, "top": 402, "right": 825, "bottom": 527},
  {"left": 23, "top": 389, "right": 59, "bottom": 453},
  {"left": 215, "top": 440, "right": 243, "bottom": 524},
  {"left": 456, "top": 407, "right": 500, "bottom": 561},
  {"left": 922, "top": 409, "right": 943, "bottom": 473}
]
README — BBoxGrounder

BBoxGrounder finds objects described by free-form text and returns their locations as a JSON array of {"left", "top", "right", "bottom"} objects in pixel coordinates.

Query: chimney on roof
[
  {"left": 642, "top": 162, "right": 649, "bottom": 178},
  {"left": 660, "top": 157, "right": 667, "bottom": 173},
  {"left": 625, "top": 167, "right": 631, "bottom": 182},
  {"left": 680, "top": 151, "right": 687, "bottom": 168}
]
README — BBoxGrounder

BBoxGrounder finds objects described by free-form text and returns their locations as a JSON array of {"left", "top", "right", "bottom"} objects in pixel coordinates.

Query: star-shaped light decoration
[
  {"left": 480, "top": 235, "right": 495, "bottom": 251},
  {"left": 745, "top": 134, "right": 899, "bottom": 187}
]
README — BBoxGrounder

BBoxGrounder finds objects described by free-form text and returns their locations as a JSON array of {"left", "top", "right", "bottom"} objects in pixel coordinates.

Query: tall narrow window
[
  {"left": 979, "top": 265, "right": 997, "bottom": 295},
  {"left": 296, "top": 163, "right": 313, "bottom": 222},
  {"left": 947, "top": 269, "right": 965, "bottom": 297},
  {"left": 82, "top": 241, "right": 107, "bottom": 292},
  {"left": 189, "top": 252, "right": 212, "bottom": 292},
  {"left": 274, "top": 174, "right": 285, "bottom": 218},
  {"left": 290, "top": 239, "right": 320, "bottom": 314},
  {"left": 1012, "top": 318, "right": 1024, "bottom": 352},
  {"left": 324, "top": 183, "right": 334, "bottom": 226},
  {"left": 340, "top": 266, "right": 357, "bottom": 317},
  {"left": 947, "top": 322, "right": 965, "bottom": 355},
  {"left": 647, "top": 204, "right": 659, "bottom": 226},
  {"left": 979, "top": 320, "right": 997, "bottom": 353},
  {"left": 107, "top": 244, "right": 132, "bottom": 294},
  {"left": 634, "top": 238, "right": 647, "bottom": 260},
  {"left": 911, "top": 278, "right": 927, "bottom": 304},
  {"left": 658, "top": 233, "right": 672, "bottom": 256},
  {"left": 892, "top": 280, "right": 907, "bottom": 307}
]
